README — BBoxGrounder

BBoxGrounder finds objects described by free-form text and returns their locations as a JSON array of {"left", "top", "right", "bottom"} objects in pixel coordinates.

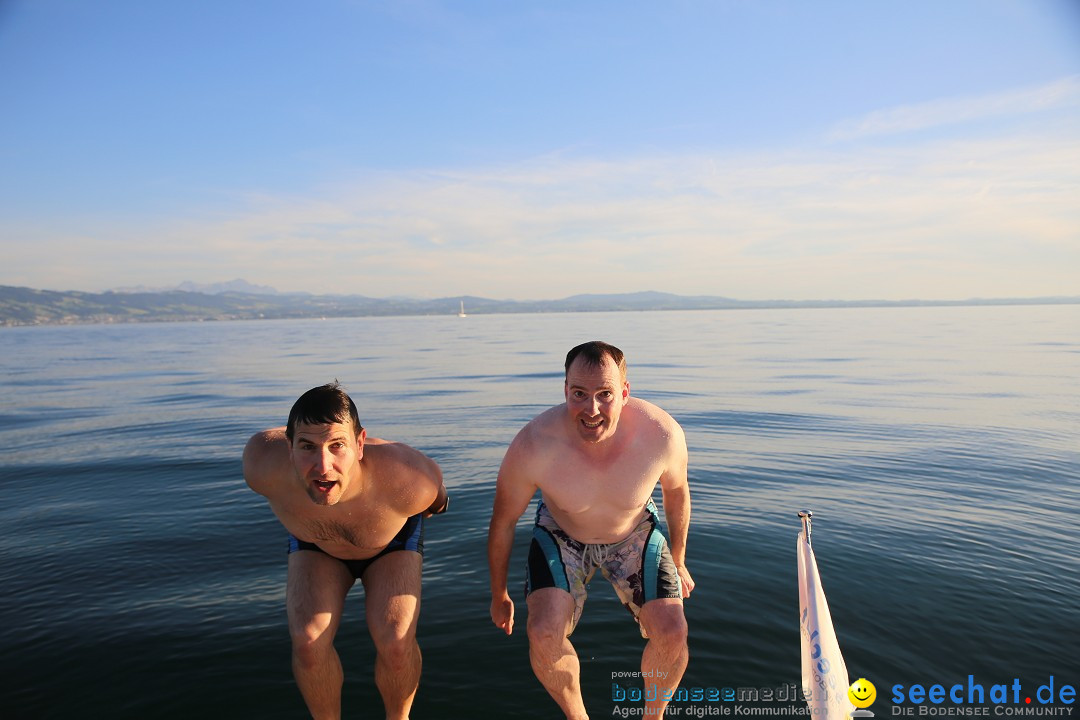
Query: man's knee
[
  {"left": 290, "top": 616, "right": 337, "bottom": 669},
  {"left": 642, "top": 604, "right": 688, "bottom": 647},
  {"left": 526, "top": 597, "right": 574, "bottom": 647},
  {"left": 370, "top": 622, "right": 417, "bottom": 670}
]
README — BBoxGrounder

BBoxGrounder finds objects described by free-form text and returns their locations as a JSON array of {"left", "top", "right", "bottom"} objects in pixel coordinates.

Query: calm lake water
[{"left": 2, "top": 306, "right": 1078, "bottom": 718}]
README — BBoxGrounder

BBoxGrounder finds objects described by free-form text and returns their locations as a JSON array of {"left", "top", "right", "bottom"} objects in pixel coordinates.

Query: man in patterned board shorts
[{"left": 488, "top": 341, "right": 695, "bottom": 720}]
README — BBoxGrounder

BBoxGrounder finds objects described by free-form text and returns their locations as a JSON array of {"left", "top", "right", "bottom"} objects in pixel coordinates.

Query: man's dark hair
[
  {"left": 564, "top": 340, "right": 627, "bottom": 379},
  {"left": 285, "top": 383, "right": 363, "bottom": 442}
]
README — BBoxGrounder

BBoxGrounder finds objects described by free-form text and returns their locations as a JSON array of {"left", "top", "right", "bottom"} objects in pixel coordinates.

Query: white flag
[{"left": 798, "top": 512, "right": 855, "bottom": 720}]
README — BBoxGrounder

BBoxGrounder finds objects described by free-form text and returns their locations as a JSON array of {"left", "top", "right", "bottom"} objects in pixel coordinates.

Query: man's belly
[
  {"left": 541, "top": 500, "right": 648, "bottom": 544},
  {"left": 278, "top": 512, "right": 402, "bottom": 560}
]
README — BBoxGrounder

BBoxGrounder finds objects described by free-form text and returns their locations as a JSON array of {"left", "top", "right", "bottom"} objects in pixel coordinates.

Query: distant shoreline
[{"left": 2, "top": 284, "right": 1077, "bottom": 328}]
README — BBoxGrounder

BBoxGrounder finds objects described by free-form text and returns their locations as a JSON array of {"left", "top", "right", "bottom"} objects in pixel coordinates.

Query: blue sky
[{"left": 1, "top": 0, "right": 1078, "bottom": 300}]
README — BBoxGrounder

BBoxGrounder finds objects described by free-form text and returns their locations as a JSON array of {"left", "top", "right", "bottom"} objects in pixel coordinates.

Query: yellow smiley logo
[{"left": 848, "top": 678, "right": 877, "bottom": 708}]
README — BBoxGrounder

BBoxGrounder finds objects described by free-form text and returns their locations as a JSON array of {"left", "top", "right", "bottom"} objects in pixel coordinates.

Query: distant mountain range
[
  {"left": 1, "top": 283, "right": 1077, "bottom": 327},
  {"left": 111, "top": 278, "right": 281, "bottom": 295}
]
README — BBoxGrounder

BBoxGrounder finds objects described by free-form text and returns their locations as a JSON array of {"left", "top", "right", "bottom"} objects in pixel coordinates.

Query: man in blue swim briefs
[
  {"left": 244, "top": 383, "right": 448, "bottom": 720},
  {"left": 488, "top": 341, "right": 694, "bottom": 719}
]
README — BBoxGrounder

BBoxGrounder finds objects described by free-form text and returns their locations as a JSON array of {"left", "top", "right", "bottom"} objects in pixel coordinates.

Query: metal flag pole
[{"left": 799, "top": 509, "right": 813, "bottom": 548}]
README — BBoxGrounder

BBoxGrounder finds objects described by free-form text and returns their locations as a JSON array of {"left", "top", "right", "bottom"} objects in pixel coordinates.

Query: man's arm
[
  {"left": 487, "top": 430, "right": 540, "bottom": 635},
  {"left": 391, "top": 448, "right": 447, "bottom": 518},
  {"left": 243, "top": 427, "right": 288, "bottom": 496},
  {"left": 424, "top": 466, "right": 449, "bottom": 517},
  {"left": 659, "top": 422, "right": 695, "bottom": 598}
]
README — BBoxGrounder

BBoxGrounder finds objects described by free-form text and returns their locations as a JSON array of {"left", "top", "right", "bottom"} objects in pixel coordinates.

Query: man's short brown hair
[
  {"left": 564, "top": 341, "right": 626, "bottom": 380},
  {"left": 285, "top": 382, "right": 363, "bottom": 442}
]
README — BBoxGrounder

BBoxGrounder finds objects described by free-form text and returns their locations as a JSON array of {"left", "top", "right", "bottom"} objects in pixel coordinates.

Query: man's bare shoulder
[
  {"left": 243, "top": 427, "right": 290, "bottom": 496},
  {"left": 366, "top": 438, "right": 438, "bottom": 474},
  {"left": 506, "top": 405, "right": 567, "bottom": 458},
  {"left": 627, "top": 398, "right": 686, "bottom": 446},
  {"left": 495, "top": 406, "right": 564, "bottom": 498},
  {"left": 364, "top": 440, "right": 442, "bottom": 506}
]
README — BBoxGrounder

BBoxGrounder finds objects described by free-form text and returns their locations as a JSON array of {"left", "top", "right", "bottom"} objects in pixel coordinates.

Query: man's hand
[
  {"left": 677, "top": 565, "right": 695, "bottom": 598},
  {"left": 490, "top": 592, "right": 515, "bottom": 635}
]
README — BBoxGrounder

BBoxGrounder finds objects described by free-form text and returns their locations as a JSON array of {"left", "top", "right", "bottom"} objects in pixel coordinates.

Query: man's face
[
  {"left": 288, "top": 420, "right": 364, "bottom": 505},
  {"left": 564, "top": 355, "right": 629, "bottom": 444}
]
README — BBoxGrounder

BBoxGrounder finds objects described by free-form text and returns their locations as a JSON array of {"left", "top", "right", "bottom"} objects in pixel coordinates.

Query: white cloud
[
  {"left": 4, "top": 119, "right": 1079, "bottom": 301},
  {"left": 829, "top": 76, "right": 1080, "bottom": 142}
]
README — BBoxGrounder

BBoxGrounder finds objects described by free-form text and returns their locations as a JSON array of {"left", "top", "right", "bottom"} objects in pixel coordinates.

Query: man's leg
[
  {"left": 361, "top": 551, "right": 422, "bottom": 720},
  {"left": 526, "top": 588, "right": 589, "bottom": 720},
  {"left": 287, "top": 550, "right": 355, "bottom": 720},
  {"left": 638, "top": 599, "right": 688, "bottom": 718}
]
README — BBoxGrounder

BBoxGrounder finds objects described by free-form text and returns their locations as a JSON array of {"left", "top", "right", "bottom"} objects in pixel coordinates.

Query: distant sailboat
[{"left": 458, "top": 300, "right": 467, "bottom": 318}]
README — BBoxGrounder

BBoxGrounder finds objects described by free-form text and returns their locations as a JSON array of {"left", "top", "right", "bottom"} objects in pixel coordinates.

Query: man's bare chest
[{"left": 538, "top": 451, "right": 665, "bottom": 507}]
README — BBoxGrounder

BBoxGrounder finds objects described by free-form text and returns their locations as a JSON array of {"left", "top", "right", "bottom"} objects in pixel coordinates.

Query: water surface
[{"left": 2, "top": 306, "right": 1077, "bottom": 717}]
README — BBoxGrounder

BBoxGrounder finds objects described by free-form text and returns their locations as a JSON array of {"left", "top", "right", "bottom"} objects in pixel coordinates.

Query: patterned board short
[{"left": 525, "top": 498, "right": 682, "bottom": 637}]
